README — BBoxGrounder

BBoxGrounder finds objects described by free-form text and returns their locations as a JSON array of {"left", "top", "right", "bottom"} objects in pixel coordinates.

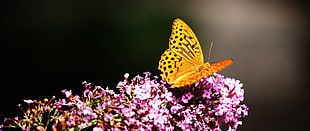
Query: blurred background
[{"left": 3, "top": 0, "right": 309, "bottom": 130}]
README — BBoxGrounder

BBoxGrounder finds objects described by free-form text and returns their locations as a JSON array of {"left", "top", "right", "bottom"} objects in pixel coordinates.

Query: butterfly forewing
[
  {"left": 168, "top": 19, "right": 204, "bottom": 65},
  {"left": 207, "top": 59, "right": 234, "bottom": 75}
]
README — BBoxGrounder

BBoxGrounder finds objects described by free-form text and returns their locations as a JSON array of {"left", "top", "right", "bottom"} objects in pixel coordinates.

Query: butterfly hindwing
[
  {"left": 158, "top": 49, "right": 200, "bottom": 87},
  {"left": 158, "top": 49, "right": 182, "bottom": 84}
]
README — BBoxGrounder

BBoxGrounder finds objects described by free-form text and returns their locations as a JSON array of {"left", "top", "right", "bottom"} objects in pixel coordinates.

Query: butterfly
[{"left": 158, "top": 18, "right": 233, "bottom": 88}]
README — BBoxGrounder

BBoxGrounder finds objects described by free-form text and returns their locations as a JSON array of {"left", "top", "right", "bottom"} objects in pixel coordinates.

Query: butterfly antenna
[{"left": 208, "top": 41, "right": 214, "bottom": 63}]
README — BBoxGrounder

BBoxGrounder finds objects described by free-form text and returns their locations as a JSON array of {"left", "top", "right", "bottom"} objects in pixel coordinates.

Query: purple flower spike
[{"left": 1, "top": 72, "right": 248, "bottom": 131}]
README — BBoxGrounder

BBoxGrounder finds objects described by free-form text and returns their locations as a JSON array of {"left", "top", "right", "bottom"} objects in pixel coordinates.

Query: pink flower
[
  {"left": 23, "top": 99, "right": 33, "bottom": 103},
  {"left": 61, "top": 89, "right": 72, "bottom": 98},
  {"left": 93, "top": 127, "right": 104, "bottom": 131},
  {"left": 122, "top": 107, "right": 135, "bottom": 117},
  {"left": 1, "top": 72, "right": 248, "bottom": 131}
]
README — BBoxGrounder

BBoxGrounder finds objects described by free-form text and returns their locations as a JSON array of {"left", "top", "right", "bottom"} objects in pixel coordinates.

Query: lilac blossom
[{"left": 1, "top": 72, "right": 248, "bottom": 131}]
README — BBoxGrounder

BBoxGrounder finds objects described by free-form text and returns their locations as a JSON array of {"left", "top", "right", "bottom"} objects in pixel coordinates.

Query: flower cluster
[
  {"left": 1, "top": 97, "right": 58, "bottom": 130},
  {"left": 170, "top": 74, "right": 249, "bottom": 130},
  {"left": 1, "top": 72, "right": 248, "bottom": 131}
]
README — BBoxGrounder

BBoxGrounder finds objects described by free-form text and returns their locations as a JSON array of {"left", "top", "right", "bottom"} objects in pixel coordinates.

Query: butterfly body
[{"left": 158, "top": 19, "right": 233, "bottom": 88}]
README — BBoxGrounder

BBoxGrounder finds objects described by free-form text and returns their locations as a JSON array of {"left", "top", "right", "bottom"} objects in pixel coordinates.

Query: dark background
[{"left": 3, "top": 1, "right": 309, "bottom": 130}]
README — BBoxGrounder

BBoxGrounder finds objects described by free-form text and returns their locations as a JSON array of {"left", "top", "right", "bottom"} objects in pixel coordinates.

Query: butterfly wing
[
  {"left": 204, "top": 59, "right": 234, "bottom": 76},
  {"left": 159, "top": 18, "right": 204, "bottom": 86},
  {"left": 158, "top": 49, "right": 196, "bottom": 85},
  {"left": 168, "top": 18, "right": 204, "bottom": 65}
]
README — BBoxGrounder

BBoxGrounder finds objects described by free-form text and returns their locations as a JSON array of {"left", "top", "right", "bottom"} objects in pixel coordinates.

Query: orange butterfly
[{"left": 158, "top": 18, "right": 233, "bottom": 88}]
